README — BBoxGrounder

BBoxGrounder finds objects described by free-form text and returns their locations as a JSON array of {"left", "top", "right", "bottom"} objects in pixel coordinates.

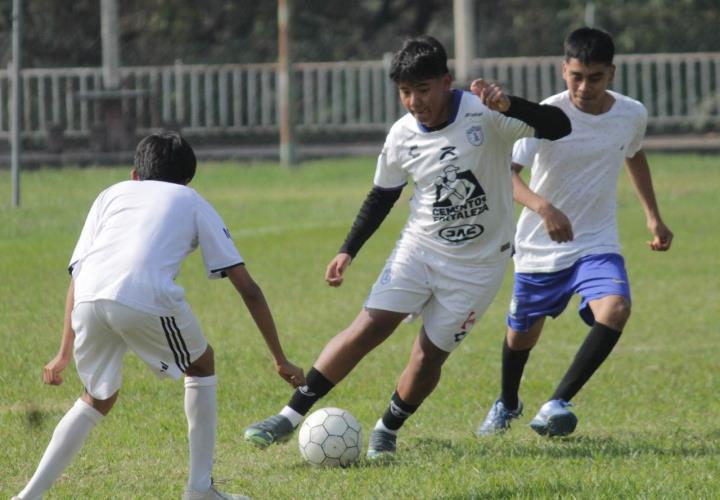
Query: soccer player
[
  {"left": 243, "top": 35, "right": 570, "bottom": 459},
  {"left": 13, "top": 132, "right": 305, "bottom": 500},
  {"left": 476, "top": 27, "right": 674, "bottom": 438}
]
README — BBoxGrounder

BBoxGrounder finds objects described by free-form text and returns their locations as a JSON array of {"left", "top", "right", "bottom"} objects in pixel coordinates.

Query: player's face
[
  {"left": 398, "top": 74, "right": 452, "bottom": 127},
  {"left": 562, "top": 58, "right": 615, "bottom": 114}
]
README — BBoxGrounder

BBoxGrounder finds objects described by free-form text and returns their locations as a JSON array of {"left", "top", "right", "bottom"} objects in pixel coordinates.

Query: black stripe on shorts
[{"left": 161, "top": 316, "right": 190, "bottom": 372}]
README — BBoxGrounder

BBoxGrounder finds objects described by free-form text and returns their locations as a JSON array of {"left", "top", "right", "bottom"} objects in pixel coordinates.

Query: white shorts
[
  {"left": 72, "top": 300, "right": 208, "bottom": 399},
  {"left": 365, "top": 240, "right": 509, "bottom": 352}
]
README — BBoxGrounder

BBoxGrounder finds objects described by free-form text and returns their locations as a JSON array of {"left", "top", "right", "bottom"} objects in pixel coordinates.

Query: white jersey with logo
[
  {"left": 69, "top": 180, "right": 243, "bottom": 316},
  {"left": 512, "top": 90, "right": 647, "bottom": 273},
  {"left": 374, "top": 90, "right": 535, "bottom": 263}
]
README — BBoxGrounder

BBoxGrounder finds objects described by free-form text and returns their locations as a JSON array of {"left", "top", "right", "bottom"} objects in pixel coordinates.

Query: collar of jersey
[{"left": 416, "top": 89, "right": 463, "bottom": 133}]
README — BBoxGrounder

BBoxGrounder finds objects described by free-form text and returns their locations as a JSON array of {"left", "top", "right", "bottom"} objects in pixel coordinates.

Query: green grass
[{"left": 1, "top": 154, "right": 718, "bottom": 499}]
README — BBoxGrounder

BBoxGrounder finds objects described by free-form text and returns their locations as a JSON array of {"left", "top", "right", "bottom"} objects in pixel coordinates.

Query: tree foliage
[{"left": 0, "top": 0, "right": 717, "bottom": 68}]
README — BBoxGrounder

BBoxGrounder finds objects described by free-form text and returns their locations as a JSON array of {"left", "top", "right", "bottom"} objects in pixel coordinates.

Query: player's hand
[
  {"left": 538, "top": 203, "right": 573, "bottom": 243},
  {"left": 43, "top": 353, "right": 71, "bottom": 385},
  {"left": 325, "top": 253, "right": 352, "bottom": 287},
  {"left": 470, "top": 78, "right": 511, "bottom": 112},
  {"left": 276, "top": 360, "right": 306, "bottom": 388},
  {"left": 647, "top": 219, "right": 673, "bottom": 251}
]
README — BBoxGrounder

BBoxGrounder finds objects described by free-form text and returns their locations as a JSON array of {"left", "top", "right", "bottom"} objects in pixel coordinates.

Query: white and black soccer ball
[{"left": 298, "top": 407, "right": 362, "bottom": 467}]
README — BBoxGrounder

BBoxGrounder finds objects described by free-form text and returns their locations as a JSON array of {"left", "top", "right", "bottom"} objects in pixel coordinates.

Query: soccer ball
[{"left": 298, "top": 407, "right": 362, "bottom": 467}]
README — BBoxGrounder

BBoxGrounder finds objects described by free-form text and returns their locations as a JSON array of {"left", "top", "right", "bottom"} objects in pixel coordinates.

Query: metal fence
[{"left": 1, "top": 52, "right": 718, "bottom": 141}]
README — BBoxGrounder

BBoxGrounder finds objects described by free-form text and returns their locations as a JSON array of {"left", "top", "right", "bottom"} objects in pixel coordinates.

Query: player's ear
[
  {"left": 442, "top": 73, "right": 452, "bottom": 89},
  {"left": 608, "top": 64, "right": 616, "bottom": 83},
  {"left": 131, "top": 169, "right": 140, "bottom": 180}
]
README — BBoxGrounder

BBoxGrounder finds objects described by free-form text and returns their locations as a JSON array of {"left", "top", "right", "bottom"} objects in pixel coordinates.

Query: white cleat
[
  {"left": 183, "top": 484, "right": 250, "bottom": 500},
  {"left": 529, "top": 399, "right": 577, "bottom": 437}
]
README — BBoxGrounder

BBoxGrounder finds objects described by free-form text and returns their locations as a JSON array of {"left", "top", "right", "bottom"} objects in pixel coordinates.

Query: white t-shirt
[
  {"left": 69, "top": 180, "right": 243, "bottom": 316},
  {"left": 374, "top": 90, "right": 534, "bottom": 263},
  {"left": 512, "top": 90, "right": 647, "bottom": 273}
]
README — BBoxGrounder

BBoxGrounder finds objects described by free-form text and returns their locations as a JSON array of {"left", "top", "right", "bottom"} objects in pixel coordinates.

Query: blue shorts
[{"left": 506, "top": 253, "right": 631, "bottom": 332}]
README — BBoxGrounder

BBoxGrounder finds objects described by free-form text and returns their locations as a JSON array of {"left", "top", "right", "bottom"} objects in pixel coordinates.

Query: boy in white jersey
[
  {"left": 476, "top": 27, "right": 673, "bottom": 437},
  {"left": 244, "top": 36, "right": 570, "bottom": 458},
  {"left": 13, "top": 132, "right": 305, "bottom": 500}
]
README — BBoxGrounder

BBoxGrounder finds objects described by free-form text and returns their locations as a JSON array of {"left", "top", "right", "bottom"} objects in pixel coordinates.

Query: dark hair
[
  {"left": 564, "top": 27, "right": 615, "bottom": 65},
  {"left": 133, "top": 132, "right": 196, "bottom": 185},
  {"left": 389, "top": 35, "right": 450, "bottom": 84}
]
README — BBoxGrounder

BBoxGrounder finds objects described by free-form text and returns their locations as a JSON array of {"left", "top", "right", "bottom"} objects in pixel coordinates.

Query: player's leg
[
  {"left": 533, "top": 254, "right": 631, "bottom": 437},
  {"left": 16, "top": 391, "right": 114, "bottom": 500},
  {"left": 16, "top": 301, "right": 121, "bottom": 500},
  {"left": 367, "top": 327, "right": 450, "bottom": 459},
  {"left": 244, "top": 308, "right": 407, "bottom": 448},
  {"left": 245, "top": 244, "right": 430, "bottom": 448},
  {"left": 549, "top": 294, "right": 629, "bottom": 402},
  {"left": 478, "top": 268, "right": 575, "bottom": 436},
  {"left": 477, "top": 320, "right": 546, "bottom": 436}
]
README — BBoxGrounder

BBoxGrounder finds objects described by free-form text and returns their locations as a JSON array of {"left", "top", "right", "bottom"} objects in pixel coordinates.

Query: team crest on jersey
[{"left": 465, "top": 125, "right": 484, "bottom": 146}]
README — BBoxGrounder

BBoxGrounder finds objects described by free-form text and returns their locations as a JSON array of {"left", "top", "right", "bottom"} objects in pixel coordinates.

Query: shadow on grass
[{"left": 409, "top": 430, "right": 720, "bottom": 460}]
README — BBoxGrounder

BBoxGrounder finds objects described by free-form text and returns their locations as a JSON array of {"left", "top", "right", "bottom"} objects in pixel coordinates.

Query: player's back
[{"left": 71, "top": 180, "right": 206, "bottom": 315}]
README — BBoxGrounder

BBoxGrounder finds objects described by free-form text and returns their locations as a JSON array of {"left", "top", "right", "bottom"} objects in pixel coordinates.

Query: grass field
[{"left": 1, "top": 153, "right": 718, "bottom": 499}]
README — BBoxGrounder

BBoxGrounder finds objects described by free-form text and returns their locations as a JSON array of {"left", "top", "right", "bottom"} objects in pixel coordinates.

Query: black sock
[
  {"left": 551, "top": 322, "right": 622, "bottom": 402},
  {"left": 500, "top": 338, "right": 531, "bottom": 411},
  {"left": 287, "top": 367, "right": 335, "bottom": 415},
  {"left": 381, "top": 390, "right": 419, "bottom": 431}
]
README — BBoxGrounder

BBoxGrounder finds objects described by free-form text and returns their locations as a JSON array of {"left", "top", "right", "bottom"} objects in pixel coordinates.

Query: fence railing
[{"left": 1, "top": 52, "right": 718, "bottom": 141}]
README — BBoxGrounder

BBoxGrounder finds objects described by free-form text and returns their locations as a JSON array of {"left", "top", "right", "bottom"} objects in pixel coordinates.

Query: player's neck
[
  {"left": 422, "top": 91, "right": 454, "bottom": 130},
  {"left": 575, "top": 91, "right": 615, "bottom": 115}
]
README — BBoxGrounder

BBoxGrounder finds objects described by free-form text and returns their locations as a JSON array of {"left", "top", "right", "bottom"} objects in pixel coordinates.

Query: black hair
[
  {"left": 133, "top": 131, "right": 196, "bottom": 185},
  {"left": 389, "top": 35, "right": 450, "bottom": 84},
  {"left": 564, "top": 27, "right": 615, "bottom": 65}
]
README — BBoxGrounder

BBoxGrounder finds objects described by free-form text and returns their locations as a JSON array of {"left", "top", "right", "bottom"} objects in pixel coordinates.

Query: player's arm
[
  {"left": 43, "top": 279, "right": 76, "bottom": 385},
  {"left": 325, "top": 185, "right": 403, "bottom": 287},
  {"left": 225, "top": 264, "right": 305, "bottom": 387},
  {"left": 624, "top": 150, "right": 673, "bottom": 251},
  {"left": 470, "top": 79, "right": 571, "bottom": 140},
  {"left": 511, "top": 163, "right": 573, "bottom": 243}
]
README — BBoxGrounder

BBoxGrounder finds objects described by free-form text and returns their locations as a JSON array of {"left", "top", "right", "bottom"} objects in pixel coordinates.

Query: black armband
[
  {"left": 339, "top": 185, "right": 403, "bottom": 258},
  {"left": 503, "top": 95, "right": 571, "bottom": 140}
]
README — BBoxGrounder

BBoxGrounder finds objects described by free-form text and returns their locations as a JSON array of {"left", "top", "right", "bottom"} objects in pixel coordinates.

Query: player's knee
[
  {"left": 506, "top": 329, "right": 539, "bottom": 351},
  {"left": 83, "top": 390, "right": 118, "bottom": 416},
  {"left": 186, "top": 344, "right": 215, "bottom": 377},
  {"left": 604, "top": 299, "right": 631, "bottom": 328}
]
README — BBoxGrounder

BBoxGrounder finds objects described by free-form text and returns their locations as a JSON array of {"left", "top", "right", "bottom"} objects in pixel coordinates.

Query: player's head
[
  {"left": 390, "top": 36, "right": 452, "bottom": 128},
  {"left": 562, "top": 27, "right": 616, "bottom": 114},
  {"left": 390, "top": 35, "right": 450, "bottom": 84},
  {"left": 132, "top": 132, "right": 196, "bottom": 185},
  {"left": 564, "top": 27, "right": 615, "bottom": 66}
]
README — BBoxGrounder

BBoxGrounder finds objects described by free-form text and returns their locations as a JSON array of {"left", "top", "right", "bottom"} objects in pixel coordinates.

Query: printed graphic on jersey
[
  {"left": 432, "top": 163, "right": 489, "bottom": 227},
  {"left": 465, "top": 125, "right": 484, "bottom": 146}
]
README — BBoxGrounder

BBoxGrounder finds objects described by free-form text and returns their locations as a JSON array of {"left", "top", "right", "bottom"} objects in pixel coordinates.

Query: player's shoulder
[
  {"left": 609, "top": 91, "right": 647, "bottom": 116},
  {"left": 455, "top": 89, "right": 494, "bottom": 115},
  {"left": 540, "top": 91, "right": 570, "bottom": 107},
  {"left": 386, "top": 112, "right": 419, "bottom": 144}
]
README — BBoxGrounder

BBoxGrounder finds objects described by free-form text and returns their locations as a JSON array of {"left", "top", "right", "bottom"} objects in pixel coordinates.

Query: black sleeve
[
  {"left": 339, "top": 186, "right": 403, "bottom": 258},
  {"left": 502, "top": 95, "right": 571, "bottom": 140}
]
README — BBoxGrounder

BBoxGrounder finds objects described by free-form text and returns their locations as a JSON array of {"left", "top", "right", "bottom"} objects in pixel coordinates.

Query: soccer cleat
[
  {"left": 476, "top": 399, "right": 524, "bottom": 436},
  {"left": 244, "top": 414, "right": 295, "bottom": 448},
  {"left": 183, "top": 484, "right": 249, "bottom": 500},
  {"left": 529, "top": 399, "right": 577, "bottom": 437},
  {"left": 366, "top": 428, "right": 397, "bottom": 460}
]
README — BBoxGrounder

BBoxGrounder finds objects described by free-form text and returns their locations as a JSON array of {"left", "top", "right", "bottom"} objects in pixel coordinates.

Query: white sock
[
  {"left": 18, "top": 398, "right": 103, "bottom": 500},
  {"left": 374, "top": 418, "right": 397, "bottom": 435},
  {"left": 185, "top": 375, "right": 217, "bottom": 493},
  {"left": 279, "top": 406, "right": 303, "bottom": 428}
]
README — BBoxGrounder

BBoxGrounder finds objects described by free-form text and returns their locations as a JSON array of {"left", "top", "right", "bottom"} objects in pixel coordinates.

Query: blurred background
[{"left": 0, "top": 0, "right": 718, "bottom": 164}]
